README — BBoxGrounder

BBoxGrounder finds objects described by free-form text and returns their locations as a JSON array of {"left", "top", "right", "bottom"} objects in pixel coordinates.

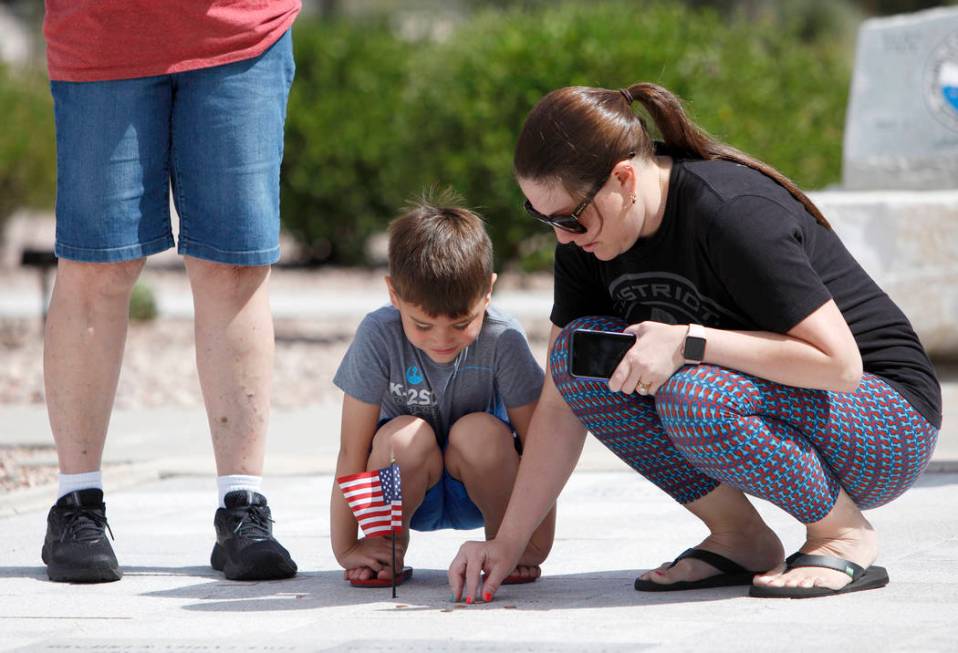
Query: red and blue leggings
[{"left": 552, "top": 317, "right": 940, "bottom": 523}]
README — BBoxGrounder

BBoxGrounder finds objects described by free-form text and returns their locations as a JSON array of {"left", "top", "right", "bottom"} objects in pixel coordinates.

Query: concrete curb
[
  {"left": 924, "top": 459, "right": 958, "bottom": 474},
  {"left": 0, "top": 461, "right": 162, "bottom": 518}
]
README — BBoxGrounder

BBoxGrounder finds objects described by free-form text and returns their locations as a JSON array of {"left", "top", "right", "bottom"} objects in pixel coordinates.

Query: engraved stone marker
[{"left": 843, "top": 7, "right": 958, "bottom": 190}]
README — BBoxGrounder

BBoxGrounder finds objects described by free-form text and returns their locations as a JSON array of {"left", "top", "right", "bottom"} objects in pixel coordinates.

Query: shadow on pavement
[
  {"left": 138, "top": 568, "right": 748, "bottom": 612},
  {"left": 0, "top": 564, "right": 217, "bottom": 579},
  {"left": 914, "top": 472, "right": 958, "bottom": 488},
  {"left": 0, "top": 566, "right": 46, "bottom": 579}
]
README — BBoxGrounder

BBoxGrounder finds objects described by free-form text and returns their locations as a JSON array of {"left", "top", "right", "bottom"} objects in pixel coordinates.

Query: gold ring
[{"left": 639, "top": 382, "right": 652, "bottom": 394}]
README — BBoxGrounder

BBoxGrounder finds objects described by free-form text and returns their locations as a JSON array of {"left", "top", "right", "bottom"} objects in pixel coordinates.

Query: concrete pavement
[
  {"left": 2, "top": 270, "right": 957, "bottom": 651},
  {"left": 2, "top": 468, "right": 957, "bottom": 652},
  {"left": 1, "top": 394, "right": 957, "bottom": 651}
]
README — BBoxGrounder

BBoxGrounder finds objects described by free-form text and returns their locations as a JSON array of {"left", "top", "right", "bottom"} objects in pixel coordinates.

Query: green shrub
[
  {"left": 281, "top": 1, "right": 850, "bottom": 267},
  {"left": 281, "top": 18, "right": 415, "bottom": 264},
  {"left": 128, "top": 282, "right": 158, "bottom": 322},
  {"left": 391, "top": 1, "right": 850, "bottom": 267},
  {"left": 0, "top": 65, "right": 56, "bottom": 232}
]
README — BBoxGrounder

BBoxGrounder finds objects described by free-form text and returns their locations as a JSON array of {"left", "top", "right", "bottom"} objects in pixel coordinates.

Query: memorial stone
[
  {"left": 843, "top": 7, "right": 958, "bottom": 190},
  {"left": 827, "top": 7, "right": 958, "bottom": 356}
]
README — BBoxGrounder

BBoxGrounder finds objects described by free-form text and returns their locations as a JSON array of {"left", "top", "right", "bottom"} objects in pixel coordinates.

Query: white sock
[
  {"left": 58, "top": 471, "right": 103, "bottom": 499},
  {"left": 217, "top": 475, "right": 262, "bottom": 508}
]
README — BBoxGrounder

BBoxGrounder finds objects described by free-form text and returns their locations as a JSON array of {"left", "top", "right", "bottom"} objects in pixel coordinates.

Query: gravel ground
[
  {"left": 0, "top": 267, "right": 553, "bottom": 491},
  {"left": 0, "top": 266, "right": 552, "bottom": 409},
  {"left": 0, "top": 446, "right": 58, "bottom": 493},
  {"left": 0, "top": 316, "right": 359, "bottom": 409}
]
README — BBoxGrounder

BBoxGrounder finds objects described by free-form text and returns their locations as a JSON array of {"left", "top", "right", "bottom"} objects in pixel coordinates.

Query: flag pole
[
  {"left": 391, "top": 453, "right": 398, "bottom": 599},
  {"left": 391, "top": 533, "right": 397, "bottom": 599}
]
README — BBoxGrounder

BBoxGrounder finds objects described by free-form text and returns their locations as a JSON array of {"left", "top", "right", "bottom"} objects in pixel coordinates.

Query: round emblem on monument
[{"left": 925, "top": 30, "right": 958, "bottom": 132}]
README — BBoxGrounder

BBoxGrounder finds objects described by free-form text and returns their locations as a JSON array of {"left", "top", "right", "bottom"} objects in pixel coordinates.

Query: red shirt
[{"left": 44, "top": 0, "right": 301, "bottom": 82}]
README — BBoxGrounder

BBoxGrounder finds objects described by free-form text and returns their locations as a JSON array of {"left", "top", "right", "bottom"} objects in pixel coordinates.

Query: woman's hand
[
  {"left": 448, "top": 538, "right": 524, "bottom": 603},
  {"left": 609, "top": 321, "right": 686, "bottom": 396}
]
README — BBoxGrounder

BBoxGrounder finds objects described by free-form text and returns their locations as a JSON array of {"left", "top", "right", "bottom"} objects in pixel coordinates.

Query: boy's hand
[{"left": 339, "top": 537, "right": 405, "bottom": 581}]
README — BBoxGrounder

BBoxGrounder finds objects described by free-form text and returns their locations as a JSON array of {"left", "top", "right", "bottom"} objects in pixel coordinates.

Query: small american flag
[{"left": 337, "top": 463, "right": 403, "bottom": 538}]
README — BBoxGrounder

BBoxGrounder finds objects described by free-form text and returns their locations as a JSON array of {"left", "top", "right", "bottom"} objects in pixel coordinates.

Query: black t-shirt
[{"left": 551, "top": 157, "right": 942, "bottom": 428}]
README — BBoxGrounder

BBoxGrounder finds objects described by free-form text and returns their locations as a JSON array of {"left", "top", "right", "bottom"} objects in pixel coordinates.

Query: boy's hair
[{"left": 388, "top": 190, "right": 494, "bottom": 317}]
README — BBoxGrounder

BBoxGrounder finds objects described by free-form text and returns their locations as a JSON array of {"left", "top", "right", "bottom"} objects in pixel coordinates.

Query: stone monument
[
  {"left": 843, "top": 6, "right": 958, "bottom": 190},
  {"left": 811, "top": 6, "right": 958, "bottom": 357}
]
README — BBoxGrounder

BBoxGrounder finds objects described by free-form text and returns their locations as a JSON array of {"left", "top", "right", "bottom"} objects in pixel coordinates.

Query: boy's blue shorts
[
  {"left": 376, "top": 414, "right": 521, "bottom": 533},
  {"left": 410, "top": 470, "right": 485, "bottom": 532},
  {"left": 49, "top": 31, "right": 295, "bottom": 265}
]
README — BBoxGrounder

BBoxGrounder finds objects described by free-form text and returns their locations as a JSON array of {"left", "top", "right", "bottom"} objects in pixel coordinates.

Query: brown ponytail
[{"left": 515, "top": 82, "right": 830, "bottom": 228}]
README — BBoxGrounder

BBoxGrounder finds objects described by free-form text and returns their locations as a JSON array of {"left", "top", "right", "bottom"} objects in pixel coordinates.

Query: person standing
[{"left": 40, "top": 0, "right": 301, "bottom": 582}]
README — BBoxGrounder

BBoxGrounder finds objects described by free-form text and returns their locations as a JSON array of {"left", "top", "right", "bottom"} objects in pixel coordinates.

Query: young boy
[{"left": 331, "top": 196, "right": 555, "bottom": 587}]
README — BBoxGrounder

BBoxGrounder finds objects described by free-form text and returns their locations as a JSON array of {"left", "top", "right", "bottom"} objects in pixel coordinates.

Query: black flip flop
[
  {"left": 749, "top": 552, "right": 889, "bottom": 599},
  {"left": 634, "top": 548, "right": 758, "bottom": 592}
]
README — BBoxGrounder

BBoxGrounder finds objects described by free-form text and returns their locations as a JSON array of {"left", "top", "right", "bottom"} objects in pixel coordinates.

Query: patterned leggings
[{"left": 553, "top": 317, "right": 939, "bottom": 524}]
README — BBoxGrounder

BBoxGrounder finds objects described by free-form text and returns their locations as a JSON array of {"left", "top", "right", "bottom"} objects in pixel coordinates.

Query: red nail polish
[
  {"left": 465, "top": 596, "right": 473, "bottom": 605},
  {"left": 483, "top": 592, "right": 492, "bottom": 602}
]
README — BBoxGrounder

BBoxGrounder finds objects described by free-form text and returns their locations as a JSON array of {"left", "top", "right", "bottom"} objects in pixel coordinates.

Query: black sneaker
[
  {"left": 41, "top": 488, "right": 121, "bottom": 583},
  {"left": 210, "top": 490, "right": 297, "bottom": 581}
]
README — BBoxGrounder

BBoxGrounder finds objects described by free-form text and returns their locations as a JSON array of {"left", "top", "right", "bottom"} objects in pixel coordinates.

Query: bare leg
[
  {"left": 636, "top": 483, "right": 784, "bottom": 586},
  {"left": 347, "top": 416, "right": 443, "bottom": 582},
  {"left": 753, "top": 487, "right": 877, "bottom": 590},
  {"left": 445, "top": 413, "right": 556, "bottom": 580},
  {"left": 184, "top": 257, "right": 273, "bottom": 476},
  {"left": 44, "top": 259, "right": 145, "bottom": 473}
]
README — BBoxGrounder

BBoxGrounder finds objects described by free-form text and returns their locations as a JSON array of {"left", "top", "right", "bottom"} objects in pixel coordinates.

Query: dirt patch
[
  {"left": 0, "top": 267, "right": 552, "bottom": 491},
  {"left": 0, "top": 445, "right": 58, "bottom": 492}
]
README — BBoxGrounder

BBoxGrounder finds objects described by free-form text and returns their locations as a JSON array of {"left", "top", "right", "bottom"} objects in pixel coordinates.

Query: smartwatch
[{"left": 683, "top": 324, "right": 707, "bottom": 365}]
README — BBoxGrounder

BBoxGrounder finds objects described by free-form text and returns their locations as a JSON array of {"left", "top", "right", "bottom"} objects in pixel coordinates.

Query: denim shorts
[{"left": 49, "top": 31, "right": 295, "bottom": 265}]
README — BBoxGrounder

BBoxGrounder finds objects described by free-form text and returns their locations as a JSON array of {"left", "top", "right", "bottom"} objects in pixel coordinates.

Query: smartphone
[{"left": 570, "top": 328, "right": 636, "bottom": 381}]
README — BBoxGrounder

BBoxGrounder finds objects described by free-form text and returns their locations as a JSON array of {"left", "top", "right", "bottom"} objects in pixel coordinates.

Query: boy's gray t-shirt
[{"left": 333, "top": 304, "right": 544, "bottom": 442}]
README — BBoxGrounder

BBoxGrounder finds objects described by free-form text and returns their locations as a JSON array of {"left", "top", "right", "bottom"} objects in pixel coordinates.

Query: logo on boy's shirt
[
  {"left": 405, "top": 366, "right": 424, "bottom": 385},
  {"left": 390, "top": 382, "right": 435, "bottom": 407}
]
